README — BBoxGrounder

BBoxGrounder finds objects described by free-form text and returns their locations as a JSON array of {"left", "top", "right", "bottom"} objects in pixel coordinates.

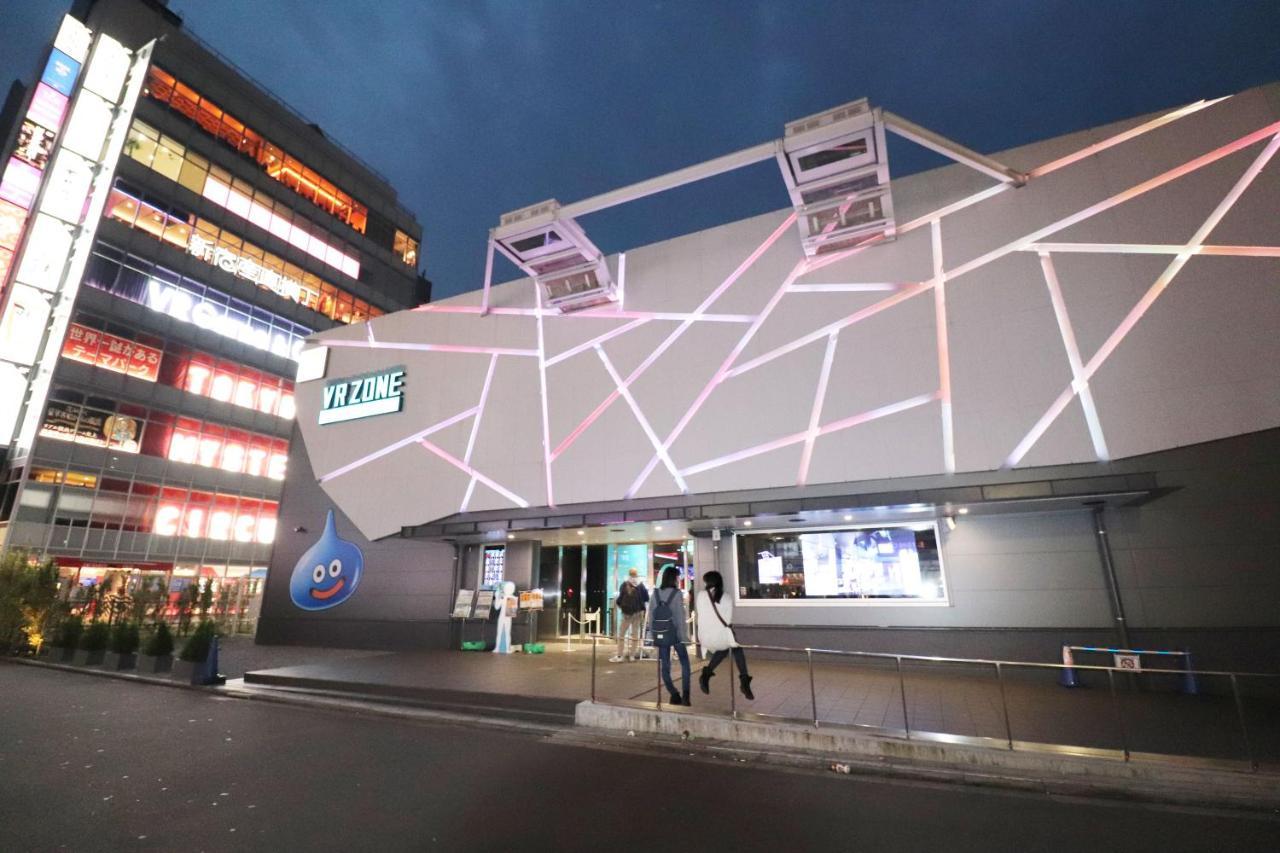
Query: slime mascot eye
[{"left": 289, "top": 510, "right": 363, "bottom": 610}]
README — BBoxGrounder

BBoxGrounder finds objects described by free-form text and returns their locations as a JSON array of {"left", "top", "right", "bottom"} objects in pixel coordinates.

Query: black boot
[
  {"left": 739, "top": 674, "right": 754, "bottom": 701},
  {"left": 699, "top": 667, "right": 714, "bottom": 694},
  {"left": 682, "top": 691, "right": 692, "bottom": 707},
  {"left": 668, "top": 691, "right": 683, "bottom": 706}
]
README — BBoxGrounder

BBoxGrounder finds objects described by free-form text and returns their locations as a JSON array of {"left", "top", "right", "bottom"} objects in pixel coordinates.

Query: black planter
[
  {"left": 103, "top": 652, "right": 137, "bottom": 671},
  {"left": 137, "top": 654, "right": 173, "bottom": 674},
  {"left": 171, "top": 659, "right": 199, "bottom": 684},
  {"left": 49, "top": 645, "right": 77, "bottom": 663},
  {"left": 73, "top": 648, "right": 106, "bottom": 666}
]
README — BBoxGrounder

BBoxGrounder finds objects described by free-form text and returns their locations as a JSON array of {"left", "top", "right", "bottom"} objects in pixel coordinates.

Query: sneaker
[{"left": 608, "top": 655, "right": 624, "bottom": 663}]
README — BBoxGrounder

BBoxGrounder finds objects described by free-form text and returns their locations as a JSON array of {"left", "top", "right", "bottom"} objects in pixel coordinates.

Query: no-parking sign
[{"left": 1113, "top": 653, "right": 1141, "bottom": 671}]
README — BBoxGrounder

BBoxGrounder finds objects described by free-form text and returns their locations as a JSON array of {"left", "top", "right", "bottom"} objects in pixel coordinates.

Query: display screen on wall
[
  {"left": 482, "top": 547, "right": 506, "bottom": 586},
  {"left": 735, "top": 525, "right": 946, "bottom": 602}
]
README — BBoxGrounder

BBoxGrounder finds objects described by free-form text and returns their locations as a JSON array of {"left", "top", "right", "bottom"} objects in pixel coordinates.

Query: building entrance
[{"left": 536, "top": 539, "right": 697, "bottom": 639}]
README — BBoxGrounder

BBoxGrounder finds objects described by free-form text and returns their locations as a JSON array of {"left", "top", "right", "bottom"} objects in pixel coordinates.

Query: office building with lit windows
[{"left": 0, "top": 0, "right": 427, "bottom": 626}]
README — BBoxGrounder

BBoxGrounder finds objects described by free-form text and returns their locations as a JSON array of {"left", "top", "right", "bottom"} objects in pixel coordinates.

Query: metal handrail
[
  {"left": 736, "top": 644, "right": 1280, "bottom": 680},
  {"left": 589, "top": 639, "right": 1277, "bottom": 772}
]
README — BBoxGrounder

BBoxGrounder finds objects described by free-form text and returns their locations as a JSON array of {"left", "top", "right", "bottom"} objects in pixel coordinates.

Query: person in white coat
[{"left": 695, "top": 570, "right": 753, "bottom": 700}]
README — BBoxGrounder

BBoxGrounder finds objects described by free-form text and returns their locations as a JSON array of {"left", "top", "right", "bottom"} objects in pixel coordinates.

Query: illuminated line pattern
[
  {"left": 545, "top": 318, "right": 651, "bottom": 368},
  {"left": 797, "top": 332, "right": 838, "bottom": 487},
  {"left": 931, "top": 221, "right": 955, "bottom": 474},
  {"left": 324, "top": 339, "right": 538, "bottom": 357},
  {"left": 1023, "top": 243, "right": 1280, "bottom": 257},
  {"left": 1007, "top": 130, "right": 1280, "bottom": 466},
  {"left": 459, "top": 353, "right": 499, "bottom": 513},
  {"left": 1037, "top": 251, "right": 1109, "bottom": 461},
  {"left": 313, "top": 96, "right": 1279, "bottom": 526},
  {"left": 418, "top": 437, "right": 529, "bottom": 509},
  {"left": 596, "top": 345, "right": 688, "bottom": 493},
  {"left": 318, "top": 405, "right": 478, "bottom": 484}
]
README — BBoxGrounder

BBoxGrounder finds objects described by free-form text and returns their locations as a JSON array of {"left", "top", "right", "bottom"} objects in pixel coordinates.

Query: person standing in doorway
[
  {"left": 610, "top": 567, "right": 649, "bottom": 663},
  {"left": 648, "top": 566, "right": 691, "bottom": 705},
  {"left": 696, "top": 570, "right": 754, "bottom": 700}
]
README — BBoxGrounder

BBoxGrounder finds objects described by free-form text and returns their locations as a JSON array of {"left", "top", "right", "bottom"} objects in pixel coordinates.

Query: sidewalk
[{"left": 240, "top": 639, "right": 1280, "bottom": 770}]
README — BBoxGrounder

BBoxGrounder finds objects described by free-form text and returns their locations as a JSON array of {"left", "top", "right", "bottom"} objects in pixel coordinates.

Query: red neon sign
[
  {"left": 166, "top": 427, "right": 287, "bottom": 481},
  {"left": 61, "top": 322, "right": 161, "bottom": 382},
  {"left": 153, "top": 497, "right": 277, "bottom": 544},
  {"left": 182, "top": 360, "right": 295, "bottom": 419}
]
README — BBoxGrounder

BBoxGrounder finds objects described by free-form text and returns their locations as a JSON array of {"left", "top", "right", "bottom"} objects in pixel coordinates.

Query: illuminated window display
[
  {"left": 105, "top": 183, "right": 379, "bottom": 323},
  {"left": 173, "top": 356, "right": 295, "bottom": 419},
  {"left": 38, "top": 390, "right": 286, "bottom": 480},
  {"left": 164, "top": 418, "right": 288, "bottom": 480},
  {"left": 82, "top": 243, "right": 312, "bottom": 361},
  {"left": 735, "top": 525, "right": 947, "bottom": 603},
  {"left": 61, "top": 309, "right": 295, "bottom": 419},
  {"left": 14, "top": 120, "right": 57, "bottom": 169},
  {"left": 393, "top": 229, "right": 418, "bottom": 268},
  {"left": 123, "top": 119, "right": 360, "bottom": 278},
  {"left": 18, "top": 462, "right": 276, "bottom": 545},
  {"left": 61, "top": 322, "right": 162, "bottom": 381},
  {"left": 142, "top": 66, "right": 369, "bottom": 235},
  {"left": 153, "top": 491, "right": 276, "bottom": 544},
  {"left": 0, "top": 157, "right": 43, "bottom": 209}
]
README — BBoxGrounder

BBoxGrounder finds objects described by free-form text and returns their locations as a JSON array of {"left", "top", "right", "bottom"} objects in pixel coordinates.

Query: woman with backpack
[
  {"left": 647, "top": 566, "right": 691, "bottom": 706},
  {"left": 695, "top": 570, "right": 754, "bottom": 700}
]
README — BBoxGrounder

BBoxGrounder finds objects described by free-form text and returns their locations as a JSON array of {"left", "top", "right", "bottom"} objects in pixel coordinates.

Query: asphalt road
[{"left": 1, "top": 664, "right": 1277, "bottom": 853}]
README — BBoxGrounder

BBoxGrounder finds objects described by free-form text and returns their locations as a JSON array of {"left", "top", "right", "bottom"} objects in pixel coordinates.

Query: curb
[
  {"left": 4, "top": 656, "right": 564, "bottom": 737},
  {"left": 574, "top": 700, "right": 1280, "bottom": 814},
  {"left": 3, "top": 655, "right": 214, "bottom": 693}
]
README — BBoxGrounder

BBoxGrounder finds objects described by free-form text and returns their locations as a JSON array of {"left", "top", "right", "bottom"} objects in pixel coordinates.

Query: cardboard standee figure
[{"left": 493, "top": 581, "right": 518, "bottom": 654}]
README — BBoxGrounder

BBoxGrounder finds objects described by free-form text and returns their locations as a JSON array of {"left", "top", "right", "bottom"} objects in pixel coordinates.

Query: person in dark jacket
[
  {"left": 646, "top": 566, "right": 690, "bottom": 705},
  {"left": 610, "top": 567, "right": 649, "bottom": 662}
]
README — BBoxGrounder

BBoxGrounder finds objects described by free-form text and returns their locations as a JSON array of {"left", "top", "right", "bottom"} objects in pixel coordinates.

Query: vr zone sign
[{"left": 320, "top": 367, "right": 405, "bottom": 425}]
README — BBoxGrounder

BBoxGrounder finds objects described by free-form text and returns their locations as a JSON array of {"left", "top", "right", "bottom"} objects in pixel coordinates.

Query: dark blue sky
[{"left": 4, "top": 1, "right": 1279, "bottom": 299}]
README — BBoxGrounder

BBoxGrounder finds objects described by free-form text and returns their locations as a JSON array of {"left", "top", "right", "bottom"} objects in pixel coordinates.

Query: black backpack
[
  {"left": 651, "top": 589, "right": 677, "bottom": 646},
  {"left": 617, "top": 583, "right": 641, "bottom": 615}
]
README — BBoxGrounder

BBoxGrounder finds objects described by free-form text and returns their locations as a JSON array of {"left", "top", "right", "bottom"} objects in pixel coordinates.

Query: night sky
[{"left": 3, "top": 1, "right": 1279, "bottom": 299}]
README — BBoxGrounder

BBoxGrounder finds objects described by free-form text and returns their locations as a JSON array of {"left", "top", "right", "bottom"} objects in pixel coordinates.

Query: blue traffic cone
[
  {"left": 1058, "top": 643, "right": 1080, "bottom": 688},
  {"left": 1180, "top": 650, "right": 1199, "bottom": 695}
]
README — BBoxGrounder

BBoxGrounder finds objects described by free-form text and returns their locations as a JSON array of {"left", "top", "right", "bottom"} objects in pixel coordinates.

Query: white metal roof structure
[{"left": 294, "top": 84, "right": 1280, "bottom": 540}]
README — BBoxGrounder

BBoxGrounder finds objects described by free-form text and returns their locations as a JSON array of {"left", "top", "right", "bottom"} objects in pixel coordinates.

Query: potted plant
[
  {"left": 104, "top": 621, "right": 140, "bottom": 671},
  {"left": 49, "top": 616, "right": 83, "bottom": 663},
  {"left": 172, "top": 620, "right": 220, "bottom": 684},
  {"left": 74, "top": 621, "right": 110, "bottom": 666},
  {"left": 138, "top": 622, "right": 175, "bottom": 673}
]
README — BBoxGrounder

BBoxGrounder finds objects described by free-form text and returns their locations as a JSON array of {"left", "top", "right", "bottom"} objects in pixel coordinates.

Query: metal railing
[{"left": 588, "top": 639, "right": 1280, "bottom": 771}]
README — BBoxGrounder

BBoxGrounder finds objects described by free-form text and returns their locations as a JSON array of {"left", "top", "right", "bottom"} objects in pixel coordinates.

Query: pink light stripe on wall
[
  {"left": 551, "top": 213, "right": 797, "bottom": 462},
  {"left": 318, "top": 405, "right": 479, "bottom": 483},
  {"left": 796, "top": 332, "right": 839, "bottom": 487},
  {"left": 1005, "top": 131, "right": 1280, "bottom": 467},
  {"left": 944, "top": 120, "right": 1280, "bottom": 285},
  {"left": 418, "top": 438, "right": 529, "bottom": 509},
  {"left": 931, "top": 221, "right": 955, "bottom": 474}
]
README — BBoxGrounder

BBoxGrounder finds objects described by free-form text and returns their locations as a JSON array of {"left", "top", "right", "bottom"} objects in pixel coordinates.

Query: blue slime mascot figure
[
  {"left": 493, "top": 580, "right": 517, "bottom": 653},
  {"left": 288, "top": 510, "right": 363, "bottom": 611}
]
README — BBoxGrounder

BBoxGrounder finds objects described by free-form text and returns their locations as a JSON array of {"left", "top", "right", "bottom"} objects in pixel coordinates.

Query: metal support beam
[
  {"left": 1087, "top": 501, "right": 1131, "bottom": 648},
  {"left": 558, "top": 141, "right": 779, "bottom": 221},
  {"left": 479, "top": 237, "right": 496, "bottom": 317},
  {"left": 883, "top": 111, "right": 1028, "bottom": 186}
]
